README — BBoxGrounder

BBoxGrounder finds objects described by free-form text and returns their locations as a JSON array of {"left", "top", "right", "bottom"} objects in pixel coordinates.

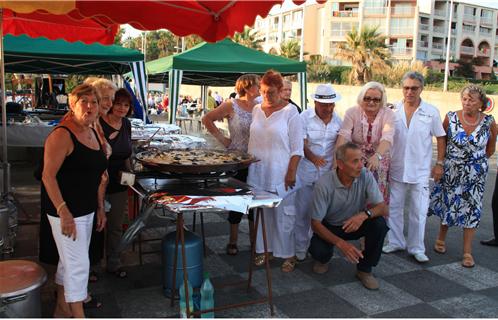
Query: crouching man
[{"left": 309, "top": 142, "right": 389, "bottom": 290}]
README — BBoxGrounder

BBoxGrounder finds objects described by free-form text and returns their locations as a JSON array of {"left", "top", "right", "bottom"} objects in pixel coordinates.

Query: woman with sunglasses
[{"left": 335, "top": 82, "right": 395, "bottom": 203}]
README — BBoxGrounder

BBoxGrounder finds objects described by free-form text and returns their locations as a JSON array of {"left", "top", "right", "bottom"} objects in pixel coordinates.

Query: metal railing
[
  {"left": 419, "top": 24, "right": 429, "bottom": 31},
  {"left": 364, "top": 7, "right": 387, "bottom": 15},
  {"left": 462, "top": 25, "right": 475, "bottom": 33},
  {"left": 434, "top": 9, "right": 446, "bottom": 16},
  {"left": 332, "top": 10, "right": 358, "bottom": 18},
  {"left": 463, "top": 14, "right": 476, "bottom": 22},
  {"left": 432, "top": 43, "right": 444, "bottom": 50},
  {"left": 460, "top": 46, "right": 475, "bottom": 55},
  {"left": 418, "top": 41, "right": 428, "bottom": 48},
  {"left": 391, "top": 6, "right": 415, "bottom": 16},
  {"left": 391, "top": 47, "right": 413, "bottom": 55},
  {"left": 433, "top": 26, "right": 446, "bottom": 33},
  {"left": 480, "top": 17, "right": 493, "bottom": 25}
]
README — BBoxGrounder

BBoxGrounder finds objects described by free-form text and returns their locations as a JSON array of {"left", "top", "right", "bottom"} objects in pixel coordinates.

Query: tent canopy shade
[
  {"left": 3, "top": 34, "right": 144, "bottom": 74},
  {"left": 144, "top": 39, "right": 306, "bottom": 85}
]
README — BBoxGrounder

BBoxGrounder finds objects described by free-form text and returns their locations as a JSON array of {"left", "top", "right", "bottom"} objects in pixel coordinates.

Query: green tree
[
  {"left": 280, "top": 39, "right": 306, "bottom": 60},
  {"left": 231, "top": 26, "right": 263, "bottom": 50},
  {"left": 114, "top": 27, "right": 125, "bottom": 45},
  {"left": 183, "top": 35, "right": 203, "bottom": 50},
  {"left": 334, "top": 26, "right": 390, "bottom": 85},
  {"left": 453, "top": 59, "right": 474, "bottom": 79}
]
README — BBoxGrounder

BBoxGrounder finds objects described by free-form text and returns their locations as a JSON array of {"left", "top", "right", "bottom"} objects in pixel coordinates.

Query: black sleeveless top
[
  {"left": 99, "top": 117, "right": 132, "bottom": 194},
  {"left": 41, "top": 126, "right": 108, "bottom": 218}
]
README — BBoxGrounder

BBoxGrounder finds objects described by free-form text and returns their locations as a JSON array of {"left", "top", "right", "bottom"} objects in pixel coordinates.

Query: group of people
[
  {"left": 203, "top": 70, "right": 497, "bottom": 291},
  {"left": 40, "top": 78, "right": 134, "bottom": 317}
]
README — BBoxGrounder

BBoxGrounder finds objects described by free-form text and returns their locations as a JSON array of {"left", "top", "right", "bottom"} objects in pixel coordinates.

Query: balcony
[
  {"left": 391, "top": 6, "right": 415, "bottom": 16},
  {"left": 418, "top": 41, "right": 429, "bottom": 48},
  {"left": 364, "top": 7, "right": 387, "bottom": 16},
  {"left": 432, "top": 43, "right": 444, "bottom": 51},
  {"left": 391, "top": 47, "right": 413, "bottom": 56},
  {"left": 419, "top": 24, "right": 429, "bottom": 31},
  {"left": 332, "top": 10, "right": 358, "bottom": 18},
  {"left": 433, "top": 26, "right": 446, "bottom": 34},
  {"left": 451, "top": 29, "right": 456, "bottom": 35},
  {"left": 480, "top": 17, "right": 493, "bottom": 25},
  {"left": 434, "top": 9, "right": 446, "bottom": 17},
  {"left": 462, "top": 25, "right": 475, "bottom": 34},
  {"left": 460, "top": 45, "right": 475, "bottom": 55},
  {"left": 463, "top": 14, "right": 476, "bottom": 23},
  {"left": 479, "top": 28, "right": 492, "bottom": 36},
  {"left": 390, "top": 27, "right": 415, "bottom": 36}
]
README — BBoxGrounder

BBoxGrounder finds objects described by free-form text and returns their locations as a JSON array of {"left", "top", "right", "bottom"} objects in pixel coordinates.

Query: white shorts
[{"left": 47, "top": 212, "right": 94, "bottom": 303}]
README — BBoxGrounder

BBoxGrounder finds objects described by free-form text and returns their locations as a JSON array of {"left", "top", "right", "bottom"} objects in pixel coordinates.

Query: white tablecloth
[{"left": 0, "top": 123, "right": 54, "bottom": 147}]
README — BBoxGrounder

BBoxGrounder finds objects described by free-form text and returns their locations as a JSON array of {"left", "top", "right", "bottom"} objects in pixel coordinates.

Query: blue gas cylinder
[{"left": 162, "top": 230, "right": 203, "bottom": 299}]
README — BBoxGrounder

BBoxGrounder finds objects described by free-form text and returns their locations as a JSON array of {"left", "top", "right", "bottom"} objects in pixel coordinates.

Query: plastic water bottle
[
  {"left": 179, "top": 280, "right": 194, "bottom": 318},
  {"left": 200, "top": 272, "right": 215, "bottom": 318}
]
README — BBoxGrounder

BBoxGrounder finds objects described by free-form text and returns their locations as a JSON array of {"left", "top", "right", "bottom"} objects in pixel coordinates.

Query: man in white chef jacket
[
  {"left": 383, "top": 71, "right": 446, "bottom": 263},
  {"left": 295, "top": 84, "right": 343, "bottom": 261}
]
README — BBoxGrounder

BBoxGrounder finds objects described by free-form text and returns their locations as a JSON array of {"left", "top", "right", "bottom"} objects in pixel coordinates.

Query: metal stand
[{"left": 169, "top": 207, "right": 274, "bottom": 317}]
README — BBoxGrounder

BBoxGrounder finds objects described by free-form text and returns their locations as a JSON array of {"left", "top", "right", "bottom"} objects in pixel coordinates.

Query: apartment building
[{"left": 253, "top": 0, "right": 498, "bottom": 79}]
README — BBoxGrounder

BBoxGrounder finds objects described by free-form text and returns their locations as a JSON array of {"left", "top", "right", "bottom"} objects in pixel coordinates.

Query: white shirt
[
  {"left": 297, "top": 108, "right": 342, "bottom": 185},
  {"left": 247, "top": 104, "right": 304, "bottom": 191},
  {"left": 390, "top": 100, "right": 446, "bottom": 184}
]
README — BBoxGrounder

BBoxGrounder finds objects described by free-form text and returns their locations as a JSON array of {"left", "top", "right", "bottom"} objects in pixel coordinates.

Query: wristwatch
[
  {"left": 363, "top": 209, "right": 372, "bottom": 219},
  {"left": 375, "top": 152, "right": 383, "bottom": 161}
]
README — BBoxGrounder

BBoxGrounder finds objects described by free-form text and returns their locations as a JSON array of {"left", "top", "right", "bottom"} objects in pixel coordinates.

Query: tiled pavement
[{"left": 6, "top": 157, "right": 498, "bottom": 318}]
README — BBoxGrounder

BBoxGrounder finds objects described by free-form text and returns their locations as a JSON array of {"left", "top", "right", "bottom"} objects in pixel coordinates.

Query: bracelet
[
  {"left": 56, "top": 201, "right": 67, "bottom": 215},
  {"left": 435, "top": 160, "right": 444, "bottom": 167}
]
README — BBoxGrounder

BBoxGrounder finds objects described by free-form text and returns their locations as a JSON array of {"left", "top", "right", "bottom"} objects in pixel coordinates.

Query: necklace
[{"left": 461, "top": 111, "right": 481, "bottom": 126}]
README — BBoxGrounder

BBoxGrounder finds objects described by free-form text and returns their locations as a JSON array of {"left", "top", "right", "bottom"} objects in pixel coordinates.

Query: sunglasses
[
  {"left": 363, "top": 97, "right": 382, "bottom": 104},
  {"left": 403, "top": 86, "right": 420, "bottom": 91}
]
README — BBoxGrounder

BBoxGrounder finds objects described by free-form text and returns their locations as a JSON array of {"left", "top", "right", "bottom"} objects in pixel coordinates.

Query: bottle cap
[{"left": 204, "top": 271, "right": 210, "bottom": 278}]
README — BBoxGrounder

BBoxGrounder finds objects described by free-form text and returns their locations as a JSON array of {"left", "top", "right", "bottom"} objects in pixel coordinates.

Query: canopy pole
[
  {"left": 298, "top": 72, "right": 307, "bottom": 111},
  {"left": 0, "top": 9, "right": 10, "bottom": 196}
]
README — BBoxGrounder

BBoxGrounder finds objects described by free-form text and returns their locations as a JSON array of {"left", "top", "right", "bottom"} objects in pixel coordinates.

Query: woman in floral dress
[{"left": 429, "top": 85, "right": 496, "bottom": 268}]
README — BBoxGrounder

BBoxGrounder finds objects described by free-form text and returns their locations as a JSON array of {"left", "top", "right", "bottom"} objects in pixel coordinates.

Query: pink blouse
[{"left": 339, "top": 105, "right": 395, "bottom": 145}]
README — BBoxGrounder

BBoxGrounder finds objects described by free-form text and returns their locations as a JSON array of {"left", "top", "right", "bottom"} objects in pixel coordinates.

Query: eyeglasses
[
  {"left": 403, "top": 86, "right": 420, "bottom": 91},
  {"left": 363, "top": 97, "right": 382, "bottom": 104}
]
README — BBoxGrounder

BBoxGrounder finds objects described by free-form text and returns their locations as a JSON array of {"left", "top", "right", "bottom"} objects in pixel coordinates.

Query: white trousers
[
  {"left": 255, "top": 192, "right": 296, "bottom": 258},
  {"left": 387, "top": 180, "right": 430, "bottom": 255},
  {"left": 47, "top": 212, "right": 94, "bottom": 303},
  {"left": 294, "top": 185, "right": 313, "bottom": 254}
]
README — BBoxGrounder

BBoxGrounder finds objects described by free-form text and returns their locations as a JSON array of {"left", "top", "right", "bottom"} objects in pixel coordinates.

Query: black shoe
[{"left": 480, "top": 238, "right": 498, "bottom": 247}]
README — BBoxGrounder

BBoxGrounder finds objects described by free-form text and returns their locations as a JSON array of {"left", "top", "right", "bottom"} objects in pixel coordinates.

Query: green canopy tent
[
  {"left": 143, "top": 39, "right": 307, "bottom": 123},
  {"left": 3, "top": 34, "right": 144, "bottom": 75}
]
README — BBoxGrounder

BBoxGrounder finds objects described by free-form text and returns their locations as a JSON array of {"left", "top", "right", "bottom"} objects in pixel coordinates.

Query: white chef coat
[
  {"left": 297, "top": 108, "right": 342, "bottom": 185},
  {"left": 390, "top": 100, "right": 446, "bottom": 184}
]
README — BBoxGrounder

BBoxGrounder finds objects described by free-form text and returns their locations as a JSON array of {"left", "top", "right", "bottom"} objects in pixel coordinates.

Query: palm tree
[
  {"left": 231, "top": 26, "right": 263, "bottom": 50},
  {"left": 334, "top": 26, "right": 390, "bottom": 85},
  {"left": 279, "top": 39, "right": 304, "bottom": 60}
]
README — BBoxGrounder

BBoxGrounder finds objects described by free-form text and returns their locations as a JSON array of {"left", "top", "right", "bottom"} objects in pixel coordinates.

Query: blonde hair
[
  {"left": 357, "top": 81, "right": 387, "bottom": 108},
  {"left": 68, "top": 84, "right": 97, "bottom": 108},
  {"left": 84, "top": 77, "right": 117, "bottom": 100},
  {"left": 235, "top": 74, "right": 260, "bottom": 97}
]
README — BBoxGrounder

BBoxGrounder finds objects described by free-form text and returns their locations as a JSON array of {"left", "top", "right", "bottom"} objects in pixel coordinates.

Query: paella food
[{"left": 136, "top": 149, "right": 255, "bottom": 166}]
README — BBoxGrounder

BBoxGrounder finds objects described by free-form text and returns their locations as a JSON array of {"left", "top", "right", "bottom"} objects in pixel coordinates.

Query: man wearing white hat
[{"left": 295, "top": 84, "right": 343, "bottom": 261}]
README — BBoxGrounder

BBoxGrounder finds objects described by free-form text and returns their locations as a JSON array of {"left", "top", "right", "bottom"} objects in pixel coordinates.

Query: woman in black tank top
[{"left": 41, "top": 84, "right": 107, "bottom": 318}]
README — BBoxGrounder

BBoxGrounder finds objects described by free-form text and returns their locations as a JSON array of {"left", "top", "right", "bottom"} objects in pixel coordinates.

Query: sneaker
[
  {"left": 412, "top": 253, "right": 429, "bottom": 263},
  {"left": 296, "top": 251, "right": 307, "bottom": 262},
  {"left": 312, "top": 261, "right": 329, "bottom": 274},
  {"left": 382, "top": 244, "right": 405, "bottom": 254},
  {"left": 356, "top": 271, "right": 379, "bottom": 290}
]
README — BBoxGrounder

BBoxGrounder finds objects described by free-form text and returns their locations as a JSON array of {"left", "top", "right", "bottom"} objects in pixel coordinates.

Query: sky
[{"left": 123, "top": 0, "right": 498, "bottom": 38}]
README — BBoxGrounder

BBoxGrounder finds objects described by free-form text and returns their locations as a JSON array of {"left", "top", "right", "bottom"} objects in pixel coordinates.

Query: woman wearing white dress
[{"left": 247, "top": 70, "right": 304, "bottom": 273}]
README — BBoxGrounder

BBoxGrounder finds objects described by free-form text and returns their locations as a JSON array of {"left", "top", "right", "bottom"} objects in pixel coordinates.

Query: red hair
[{"left": 261, "top": 70, "right": 283, "bottom": 90}]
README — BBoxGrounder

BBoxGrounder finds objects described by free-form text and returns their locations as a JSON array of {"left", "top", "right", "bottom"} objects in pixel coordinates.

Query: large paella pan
[{"left": 135, "top": 149, "right": 257, "bottom": 174}]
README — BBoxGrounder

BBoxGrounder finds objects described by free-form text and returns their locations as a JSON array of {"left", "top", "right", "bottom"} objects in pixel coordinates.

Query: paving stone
[
  {"left": 273, "top": 288, "right": 365, "bottom": 318},
  {"left": 330, "top": 278, "right": 422, "bottom": 315},
  {"left": 371, "top": 303, "right": 449, "bottom": 318},
  {"left": 204, "top": 253, "right": 238, "bottom": 278},
  {"left": 477, "top": 287, "right": 498, "bottom": 302},
  {"left": 241, "top": 268, "right": 324, "bottom": 298},
  {"left": 215, "top": 302, "right": 288, "bottom": 318},
  {"left": 298, "top": 256, "right": 359, "bottom": 287},
  {"left": 375, "top": 252, "right": 423, "bottom": 277},
  {"left": 84, "top": 292, "right": 121, "bottom": 318},
  {"left": 114, "top": 285, "right": 178, "bottom": 318},
  {"left": 205, "top": 234, "right": 251, "bottom": 255},
  {"left": 429, "top": 262, "right": 498, "bottom": 290},
  {"left": 384, "top": 269, "right": 471, "bottom": 302},
  {"left": 430, "top": 293, "right": 498, "bottom": 318}
]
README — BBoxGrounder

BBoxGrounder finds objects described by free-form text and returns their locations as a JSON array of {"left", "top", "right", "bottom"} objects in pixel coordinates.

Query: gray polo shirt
[{"left": 311, "top": 168, "right": 383, "bottom": 226}]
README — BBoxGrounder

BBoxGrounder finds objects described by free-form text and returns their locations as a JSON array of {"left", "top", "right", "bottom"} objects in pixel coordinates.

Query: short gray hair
[
  {"left": 336, "top": 142, "right": 360, "bottom": 162},
  {"left": 401, "top": 71, "right": 425, "bottom": 88},
  {"left": 461, "top": 84, "right": 488, "bottom": 112},
  {"left": 356, "top": 81, "right": 387, "bottom": 108},
  {"left": 86, "top": 78, "right": 117, "bottom": 100}
]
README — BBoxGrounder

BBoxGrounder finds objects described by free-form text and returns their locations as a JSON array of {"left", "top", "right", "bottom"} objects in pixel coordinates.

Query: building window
[
  {"left": 283, "top": 14, "right": 291, "bottom": 29},
  {"left": 463, "top": 6, "right": 476, "bottom": 16},
  {"left": 364, "top": 0, "right": 387, "bottom": 7},
  {"left": 331, "top": 22, "right": 359, "bottom": 37},
  {"left": 363, "top": 18, "right": 386, "bottom": 34},
  {"left": 390, "top": 18, "right": 414, "bottom": 35}
]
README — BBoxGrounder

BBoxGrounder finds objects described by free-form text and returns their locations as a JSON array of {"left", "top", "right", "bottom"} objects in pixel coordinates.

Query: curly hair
[{"left": 461, "top": 84, "right": 488, "bottom": 112}]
